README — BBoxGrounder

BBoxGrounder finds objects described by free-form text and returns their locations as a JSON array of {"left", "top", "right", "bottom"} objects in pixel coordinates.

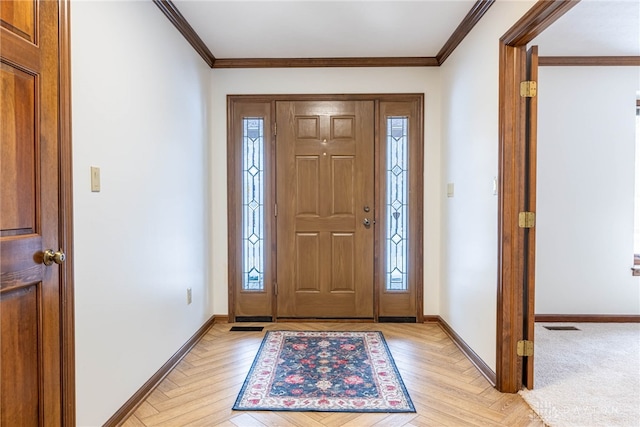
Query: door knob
[
  {"left": 363, "top": 218, "right": 371, "bottom": 227},
  {"left": 43, "top": 249, "right": 66, "bottom": 266}
]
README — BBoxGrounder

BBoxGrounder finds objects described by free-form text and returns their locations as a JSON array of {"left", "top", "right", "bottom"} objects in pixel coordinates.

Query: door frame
[
  {"left": 227, "top": 94, "right": 424, "bottom": 322},
  {"left": 496, "top": 0, "right": 579, "bottom": 393}
]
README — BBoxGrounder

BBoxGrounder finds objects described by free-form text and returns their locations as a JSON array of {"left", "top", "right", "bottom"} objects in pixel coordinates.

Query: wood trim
[
  {"left": 103, "top": 316, "right": 216, "bottom": 427},
  {"left": 539, "top": 56, "right": 640, "bottom": 66},
  {"left": 225, "top": 93, "right": 425, "bottom": 103},
  {"left": 496, "top": 0, "right": 580, "bottom": 394},
  {"left": 536, "top": 314, "right": 640, "bottom": 323},
  {"left": 435, "top": 316, "right": 497, "bottom": 386},
  {"left": 152, "top": 0, "right": 216, "bottom": 68},
  {"left": 436, "top": 0, "right": 495, "bottom": 65},
  {"left": 213, "top": 315, "right": 230, "bottom": 324},
  {"left": 213, "top": 57, "right": 438, "bottom": 69},
  {"left": 226, "top": 96, "right": 236, "bottom": 322},
  {"left": 58, "top": 1, "right": 76, "bottom": 425},
  {"left": 423, "top": 315, "right": 440, "bottom": 323},
  {"left": 414, "top": 99, "right": 425, "bottom": 323},
  {"left": 501, "top": 1, "right": 580, "bottom": 47}
]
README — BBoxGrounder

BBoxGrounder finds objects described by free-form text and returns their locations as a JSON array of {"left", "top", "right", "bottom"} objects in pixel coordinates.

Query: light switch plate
[{"left": 91, "top": 167, "right": 100, "bottom": 192}]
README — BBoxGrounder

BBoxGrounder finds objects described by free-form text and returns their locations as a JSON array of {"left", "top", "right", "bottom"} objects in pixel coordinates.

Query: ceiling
[
  {"left": 532, "top": 0, "right": 639, "bottom": 56},
  {"left": 171, "top": 0, "right": 640, "bottom": 61},
  {"left": 173, "top": 0, "right": 478, "bottom": 59}
]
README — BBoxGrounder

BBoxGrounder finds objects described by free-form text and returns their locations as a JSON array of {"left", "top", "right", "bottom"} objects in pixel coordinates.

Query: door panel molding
[{"left": 227, "top": 94, "right": 424, "bottom": 322}]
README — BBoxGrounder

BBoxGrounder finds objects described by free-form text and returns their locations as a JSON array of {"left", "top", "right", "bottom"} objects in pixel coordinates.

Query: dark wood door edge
[
  {"left": 59, "top": 0, "right": 76, "bottom": 424},
  {"left": 103, "top": 316, "right": 216, "bottom": 427}
]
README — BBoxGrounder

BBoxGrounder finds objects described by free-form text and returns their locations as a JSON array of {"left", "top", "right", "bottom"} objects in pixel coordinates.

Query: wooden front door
[
  {"left": 1, "top": 0, "right": 68, "bottom": 424},
  {"left": 276, "top": 100, "right": 374, "bottom": 318}
]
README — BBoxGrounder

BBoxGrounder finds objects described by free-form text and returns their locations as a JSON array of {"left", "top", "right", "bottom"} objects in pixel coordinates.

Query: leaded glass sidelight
[
  {"left": 386, "top": 117, "right": 408, "bottom": 291},
  {"left": 242, "top": 118, "right": 265, "bottom": 290}
]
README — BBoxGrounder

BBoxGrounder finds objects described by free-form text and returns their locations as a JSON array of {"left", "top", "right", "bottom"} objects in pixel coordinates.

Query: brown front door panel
[{"left": 276, "top": 101, "right": 375, "bottom": 318}]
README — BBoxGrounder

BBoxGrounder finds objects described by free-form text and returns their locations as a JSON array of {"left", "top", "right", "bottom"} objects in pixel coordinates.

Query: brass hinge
[
  {"left": 517, "top": 340, "right": 534, "bottom": 357},
  {"left": 518, "top": 211, "right": 536, "bottom": 228},
  {"left": 274, "top": 122, "right": 277, "bottom": 136},
  {"left": 520, "top": 81, "right": 537, "bottom": 98}
]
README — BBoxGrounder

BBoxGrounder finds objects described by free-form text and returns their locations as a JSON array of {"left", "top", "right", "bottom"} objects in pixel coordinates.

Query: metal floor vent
[
  {"left": 236, "top": 316, "right": 272, "bottom": 322},
  {"left": 378, "top": 317, "right": 417, "bottom": 323},
  {"left": 229, "top": 326, "right": 265, "bottom": 332},
  {"left": 543, "top": 326, "right": 580, "bottom": 331}
]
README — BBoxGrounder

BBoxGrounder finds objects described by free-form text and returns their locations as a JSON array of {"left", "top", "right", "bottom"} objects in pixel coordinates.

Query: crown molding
[
  {"left": 539, "top": 56, "right": 640, "bottom": 66},
  {"left": 153, "top": 0, "right": 216, "bottom": 68},
  {"left": 213, "top": 57, "right": 439, "bottom": 69},
  {"left": 436, "top": 0, "right": 495, "bottom": 65}
]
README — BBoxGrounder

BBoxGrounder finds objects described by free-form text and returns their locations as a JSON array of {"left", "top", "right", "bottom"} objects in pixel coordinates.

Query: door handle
[
  {"left": 363, "top": 218, "right": 371, "bottom": 227},
  {"left": 43, "top": 249, "right": 66, "bottom": 266}
]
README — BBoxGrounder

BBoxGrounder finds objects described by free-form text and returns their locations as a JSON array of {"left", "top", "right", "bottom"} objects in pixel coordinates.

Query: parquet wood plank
[
  {"left": 229, "top": 413, "right": 268, "bottom": 426},
  {"left": 120, "top": 323, "right": 539, "bottom": 427},
  {"left": 144, "top": 389, "right": 170, "bottom": 407},
  {"left": 370, "top": 412, "right": 419, "bottom": 426},
  {"left": 120, "top": 414, "right": 147, "bottom": 427},
  {"left": 242, "top": 410, "right": 324, "bottom": 427},
  {"left": 133, "top": 401, "right": 159, "bottom": 419}
]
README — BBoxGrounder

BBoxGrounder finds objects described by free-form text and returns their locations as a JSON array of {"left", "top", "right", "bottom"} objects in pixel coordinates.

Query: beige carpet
[{"left": 519, "top": 323, "right": 640, "bottom": 427}]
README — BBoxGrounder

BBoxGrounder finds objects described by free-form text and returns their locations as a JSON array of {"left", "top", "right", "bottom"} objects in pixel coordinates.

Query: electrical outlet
[{"left": 187, "top": 288, "right": 192, "bottom": 305}]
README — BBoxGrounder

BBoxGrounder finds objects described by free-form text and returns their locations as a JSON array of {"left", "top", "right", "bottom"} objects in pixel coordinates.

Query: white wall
[
  {"left": 439, "top": 0, "right": 536, "bottom": 371},
  {"left": 210, "top": 67, "right": 442, "bottom": 316},
  {"left": 535, "top": 66, "right": 640, "bottom": 314},
  {"left": 72, "top": 1, "right": 212, "bottom": 425}
]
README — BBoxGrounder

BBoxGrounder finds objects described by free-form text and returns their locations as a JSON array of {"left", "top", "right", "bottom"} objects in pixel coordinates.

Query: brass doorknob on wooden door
[
  {"left": 363, "top": 218, "right": 371, "bottom": 227},
  {"left": 43, "top": 249, "right": 66, "bottom": 266}
]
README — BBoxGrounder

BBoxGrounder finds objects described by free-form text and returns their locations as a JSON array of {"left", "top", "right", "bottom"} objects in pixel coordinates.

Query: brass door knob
[
  {"left": 43, "top": 249, "right": 66, "bottom": 266},
  {"left": 363, "top": 218, "right": 371, "bottom": 227}
]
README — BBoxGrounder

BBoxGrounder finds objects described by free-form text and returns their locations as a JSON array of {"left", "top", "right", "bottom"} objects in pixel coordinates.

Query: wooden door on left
[{"left": 1, "top": 1, "right": 70, "bottom": 425}]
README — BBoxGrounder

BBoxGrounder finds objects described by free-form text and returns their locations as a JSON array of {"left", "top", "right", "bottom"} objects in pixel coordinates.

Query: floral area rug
[{"left": 232, "top": 330, "right": 415, "bottom": 412}]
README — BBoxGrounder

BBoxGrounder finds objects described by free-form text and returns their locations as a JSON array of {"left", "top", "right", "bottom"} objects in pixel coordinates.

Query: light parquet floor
[{"left": 121, "top": 323, "right": 544, "bottom": 427}]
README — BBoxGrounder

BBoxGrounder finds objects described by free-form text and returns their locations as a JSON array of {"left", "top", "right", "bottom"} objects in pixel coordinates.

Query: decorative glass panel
[
  {"left": 242, "top": 118, "right": 264, "bottom": 290},
  {"left": 386, "top": 117, "right": 408, "bottom": 291}
]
